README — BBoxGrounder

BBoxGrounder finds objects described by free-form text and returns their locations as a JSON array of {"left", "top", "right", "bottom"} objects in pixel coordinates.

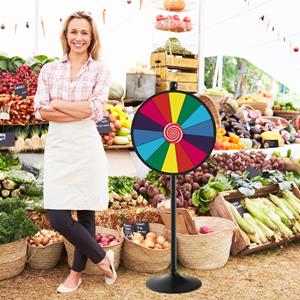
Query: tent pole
[
  {"left": 217, "top": 55, "right": 223, "bottom": 88},
  {"left": 34, "top": 0, "right": 39, "bottom": 55},
  {"left": 197, "top": 0, "right": 206, "bottom": 93}
]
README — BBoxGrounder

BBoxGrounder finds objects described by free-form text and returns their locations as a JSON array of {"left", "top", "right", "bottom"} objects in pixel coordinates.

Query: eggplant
[
  {"left": 231, "top": 113, "right": 240, "bottom": 121},
  {"left": 249, "top": 127, "right": 262, "bottom": 135}
]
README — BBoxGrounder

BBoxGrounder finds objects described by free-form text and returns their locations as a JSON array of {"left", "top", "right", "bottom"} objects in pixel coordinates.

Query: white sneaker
[
  {"left": 56, "top": 278, "right": 82, "bottom": 293},
  {"left": 104, "top": 250, "right": 117, "bottom": 285}
]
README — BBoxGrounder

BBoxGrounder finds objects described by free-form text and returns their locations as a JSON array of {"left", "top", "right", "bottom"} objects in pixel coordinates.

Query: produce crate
[
  {"left": 209, "top": 184, "right": 300, "bottom": 256},
  {"left": 151, "top": 51, "right": 198, "bottom": 93},
  {"left": 156, "top": 81, "right": 198, "bottom": 93},
  {"left": 152, "top": 67, "right": 198, "bottom": 83},
  {"left": 150, "top": 52, "right": 198, "bottom": 70}
]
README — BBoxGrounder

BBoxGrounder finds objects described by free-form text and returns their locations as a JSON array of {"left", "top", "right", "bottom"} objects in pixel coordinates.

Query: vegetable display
[
  {"left": 226, "top": 190, "right": 300, "bottom": 245},
  {"left": 109, "top": 176, "right": 149, "bottom": 209},
  {"left": 29, "top": 229, "right": 63, "bottom": 247},
  {"left": 130, "top": 231, "right": 170, "bottom": 250},
  {"left": 0, "top": 197, "right": 38, "bottom": 244}
]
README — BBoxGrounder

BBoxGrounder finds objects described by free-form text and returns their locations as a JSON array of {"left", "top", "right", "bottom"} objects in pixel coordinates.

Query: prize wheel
[{"left": 131, "top": 91, "right": 216, "bottom": 175}]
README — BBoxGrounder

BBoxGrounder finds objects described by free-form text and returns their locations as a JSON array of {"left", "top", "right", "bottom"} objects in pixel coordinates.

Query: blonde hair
[{"left": 60, "top": 11, "right": 100, "bottom": 60}]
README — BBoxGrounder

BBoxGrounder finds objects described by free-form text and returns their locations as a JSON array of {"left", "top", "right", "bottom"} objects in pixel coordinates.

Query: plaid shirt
[{"left": 34, "top": 55, "right": 111, "bottom": 122}]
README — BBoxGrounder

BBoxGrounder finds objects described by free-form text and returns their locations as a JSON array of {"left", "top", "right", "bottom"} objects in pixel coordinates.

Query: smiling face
[{"left": 66, "top": 18, "right": 92, "bottom": 56}]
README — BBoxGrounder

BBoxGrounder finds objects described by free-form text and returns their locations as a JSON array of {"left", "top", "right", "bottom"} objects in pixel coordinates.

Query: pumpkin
[{"left": 109, "top": 82, "right": 124, "bottom": 100}]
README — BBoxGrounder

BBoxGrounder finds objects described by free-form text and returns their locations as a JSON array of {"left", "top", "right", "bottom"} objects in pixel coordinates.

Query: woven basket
[
  {"left": 175, "top": 217, "right": 235, "bottom": 269},
  {"left": 122, "top": 223, "right": 170, "bottom": 273},
  {"left": 273, "top": 110, "right": 299, "bottom": 121},
  {"left": 263, "top": 116, "right": 290, "bottom": 127},
  {"left": 64, "top": 226, "right": 123, "bottom": 275},
  {"left": 0, "top": 238, "right": 27, "bottom": 281},
  {"left": 194, "top": 93, "right": 221, "bottom": 127},
  {"left": 27, "top": 241, "right": 64, "bottom": 269}
]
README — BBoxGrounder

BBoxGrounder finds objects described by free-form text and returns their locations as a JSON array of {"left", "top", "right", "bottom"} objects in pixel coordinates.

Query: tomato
[
  {"left": 183, "top": 16, "right": 191, "bottom": 22},
  {"left": 156, "top": 14, "right": 165, "bottom": 21},
  {"left": 172, "top": 15, "right": 180, "bottom": 21}
]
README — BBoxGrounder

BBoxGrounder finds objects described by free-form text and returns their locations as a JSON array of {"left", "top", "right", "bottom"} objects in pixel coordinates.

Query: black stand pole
[{"left": 146, "top": 175, "right": 202, "bottom": 294}]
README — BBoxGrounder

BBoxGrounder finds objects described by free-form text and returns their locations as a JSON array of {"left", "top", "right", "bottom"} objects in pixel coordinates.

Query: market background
[{"left": 1, "top": 0, "right": 300, "bottom": 299}]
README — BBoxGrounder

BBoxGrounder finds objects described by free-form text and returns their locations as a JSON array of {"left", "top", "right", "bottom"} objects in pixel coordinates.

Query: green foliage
[
  {"left": 0, "top": 153, "right": 20, "bottom": 171},
  {"left": 204, "top": 56, "right": 279, "bottom": 96}
]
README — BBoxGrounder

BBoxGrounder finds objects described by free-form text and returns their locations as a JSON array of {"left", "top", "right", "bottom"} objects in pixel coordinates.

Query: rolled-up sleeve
[
  {"left": 88, "top": 63, "right": 111, "bottom": 122},
  {"left": 34, "top": 64, "right": 51, "bottom": 120}
]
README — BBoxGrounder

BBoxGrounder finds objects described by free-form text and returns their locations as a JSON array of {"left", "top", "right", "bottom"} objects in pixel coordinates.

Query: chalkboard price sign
[
  {"left": 96, "top": 117, "right": 111, "bottom": 134},
  {"left": 0, "top": 131, "right": 16, "bottom": 147},
  {"left": 123, "top": 223, "right": 135, "bottom": 239},
  {"left": 232, "top": 201, "right": 247, "bottom": 216},
  {"left": 21, "top": 163, "right": 40, "bottom": 176},
  {"left": 14, "top": 84, "right": 28, "bottom": 99},
  {"left": 136, "top": 222, "right": 150, "bottom": 237}
]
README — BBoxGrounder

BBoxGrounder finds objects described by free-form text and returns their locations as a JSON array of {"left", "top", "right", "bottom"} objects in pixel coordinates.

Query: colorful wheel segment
[{"left": 131, "top": 91, "right": 216, "bottom": 175}]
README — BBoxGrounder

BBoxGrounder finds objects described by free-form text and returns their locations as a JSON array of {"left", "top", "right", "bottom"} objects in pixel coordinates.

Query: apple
[
  {"left": 172, "top": 15, "right": 180, "bottom": 21},
  {"left": 199, "top": 226, "right": 215, "bottom": 234},
  {"left": 183, "top": 16, "right": 191, "bottom": 23}
]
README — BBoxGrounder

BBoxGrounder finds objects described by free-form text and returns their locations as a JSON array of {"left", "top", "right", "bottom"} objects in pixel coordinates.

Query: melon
[{"left": 109, "top": 82, "right": 124, "bottom": 100}]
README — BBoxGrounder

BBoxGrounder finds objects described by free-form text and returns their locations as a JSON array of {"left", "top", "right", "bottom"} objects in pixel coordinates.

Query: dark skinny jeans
[{"left": 47, "top": 209, "right": 106, "bottom": 272}]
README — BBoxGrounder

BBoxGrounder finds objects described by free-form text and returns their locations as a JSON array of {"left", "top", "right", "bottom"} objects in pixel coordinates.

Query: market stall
[{"left": 1, "top": 1, "right": 300, "bottom": 298}]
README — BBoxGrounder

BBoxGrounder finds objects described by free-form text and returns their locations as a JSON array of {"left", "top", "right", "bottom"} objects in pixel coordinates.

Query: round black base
[{"left": 146, "top": 272, "right": 202, "bottom": 294}]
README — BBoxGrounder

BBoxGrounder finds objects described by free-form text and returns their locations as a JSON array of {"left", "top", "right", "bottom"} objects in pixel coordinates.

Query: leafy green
[
  {"left": 0, "top": 153, "right": 20, "bottom": 171},
  {"left": 108, "top": 176, "right": 138, "bottom": 195},
  {"left": 0, "top": 198, "right": 38, "bottom": 244}
]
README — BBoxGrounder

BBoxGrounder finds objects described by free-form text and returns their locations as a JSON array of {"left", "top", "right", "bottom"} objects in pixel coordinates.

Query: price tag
[
  {"left": 232, "top": 201, "right": 247, "bottom": 216},
  {"left": 136, "top": 221, "right": 150, "bottom": 237},
  {"left": 263, "top": 140, "right": 279, "bottom": 148},
  {"left": 14, "top": 83, "right": 28, "bottom": 99},
  {"left": 0, "top": 131, "right": 16, "bottom": 147},
  {"left": 96, "top": 117, "right": 111, "bottom": 134},
  {"left": 21, "top": 163, "right": 40, "bottom": 176},
  {"left": 245, "top": 167, "right": 262, "bottom": 179},
  {"left": 123, "top": 223, "right": 135, "bottom": 239}
]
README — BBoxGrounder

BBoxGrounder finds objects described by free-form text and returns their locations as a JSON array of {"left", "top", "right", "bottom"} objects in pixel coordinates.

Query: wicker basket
[
  {"left": 0, "top": 238, "right": 27, "bottom": 281},
  {"left": 175, "top": 217, "right": 235, "bottom": 269},
  {"left": 194, "top": 93, "right": 221, "bottom": 127},
  {"left": 64, "top": 226, "right": 123, "bottom": 275},
  {"left": 122, "top": 223, "right": 170, "bottom": 273},
  {"left": 27, "top": 241, "right": 64, "bottom": 269},
  {"left": 273, "top": 110, "right": 299, "bottom": 121},
  {"left": 263, "top": 116, "right": 290, "bottom": 127}
]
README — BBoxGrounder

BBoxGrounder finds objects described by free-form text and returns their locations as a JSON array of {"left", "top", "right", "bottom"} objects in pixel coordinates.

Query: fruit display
[
  {"left": 226, "top": 190, "right": 300, "bottom": 245},
  {"left": 29, "top": 229, "right": 63, "bottom": 247},
  {"left": 130, "top": 231, "right": 171, "bottom": 250},
  {"left": 155, "top": 14, "right": 192, "bottom": 32},
  {"left": 273, "top": 102, "right": 298, "bottom": 112},
  {"left": 95, "top": 232, "right": 120, "bottom": 247},
  {"left": 101, "top": 104, "right": 132, "bottom": 146}
]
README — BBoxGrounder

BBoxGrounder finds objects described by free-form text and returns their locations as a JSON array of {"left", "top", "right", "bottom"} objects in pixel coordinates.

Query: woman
[{"left": 34, "top": 11, "right": 117, "bottom": 293}]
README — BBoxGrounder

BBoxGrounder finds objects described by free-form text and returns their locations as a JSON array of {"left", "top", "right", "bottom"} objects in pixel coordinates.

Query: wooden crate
[
  {"left": 156, "top": 80, "right": 198, "bottom": 93},
  {"left": 152, "top": 67, "right": 197, "bottom": 83},
  {"left": 151, "top": 52, "right": 198, "bottom": 70},
  {"left": 209, "top": 184, "right": 300, "bottom": 256}
]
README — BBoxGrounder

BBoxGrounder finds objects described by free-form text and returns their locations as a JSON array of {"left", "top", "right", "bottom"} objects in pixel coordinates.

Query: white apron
[{"left": 43, "top": 120, "right": 109, "bottom": 211}]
